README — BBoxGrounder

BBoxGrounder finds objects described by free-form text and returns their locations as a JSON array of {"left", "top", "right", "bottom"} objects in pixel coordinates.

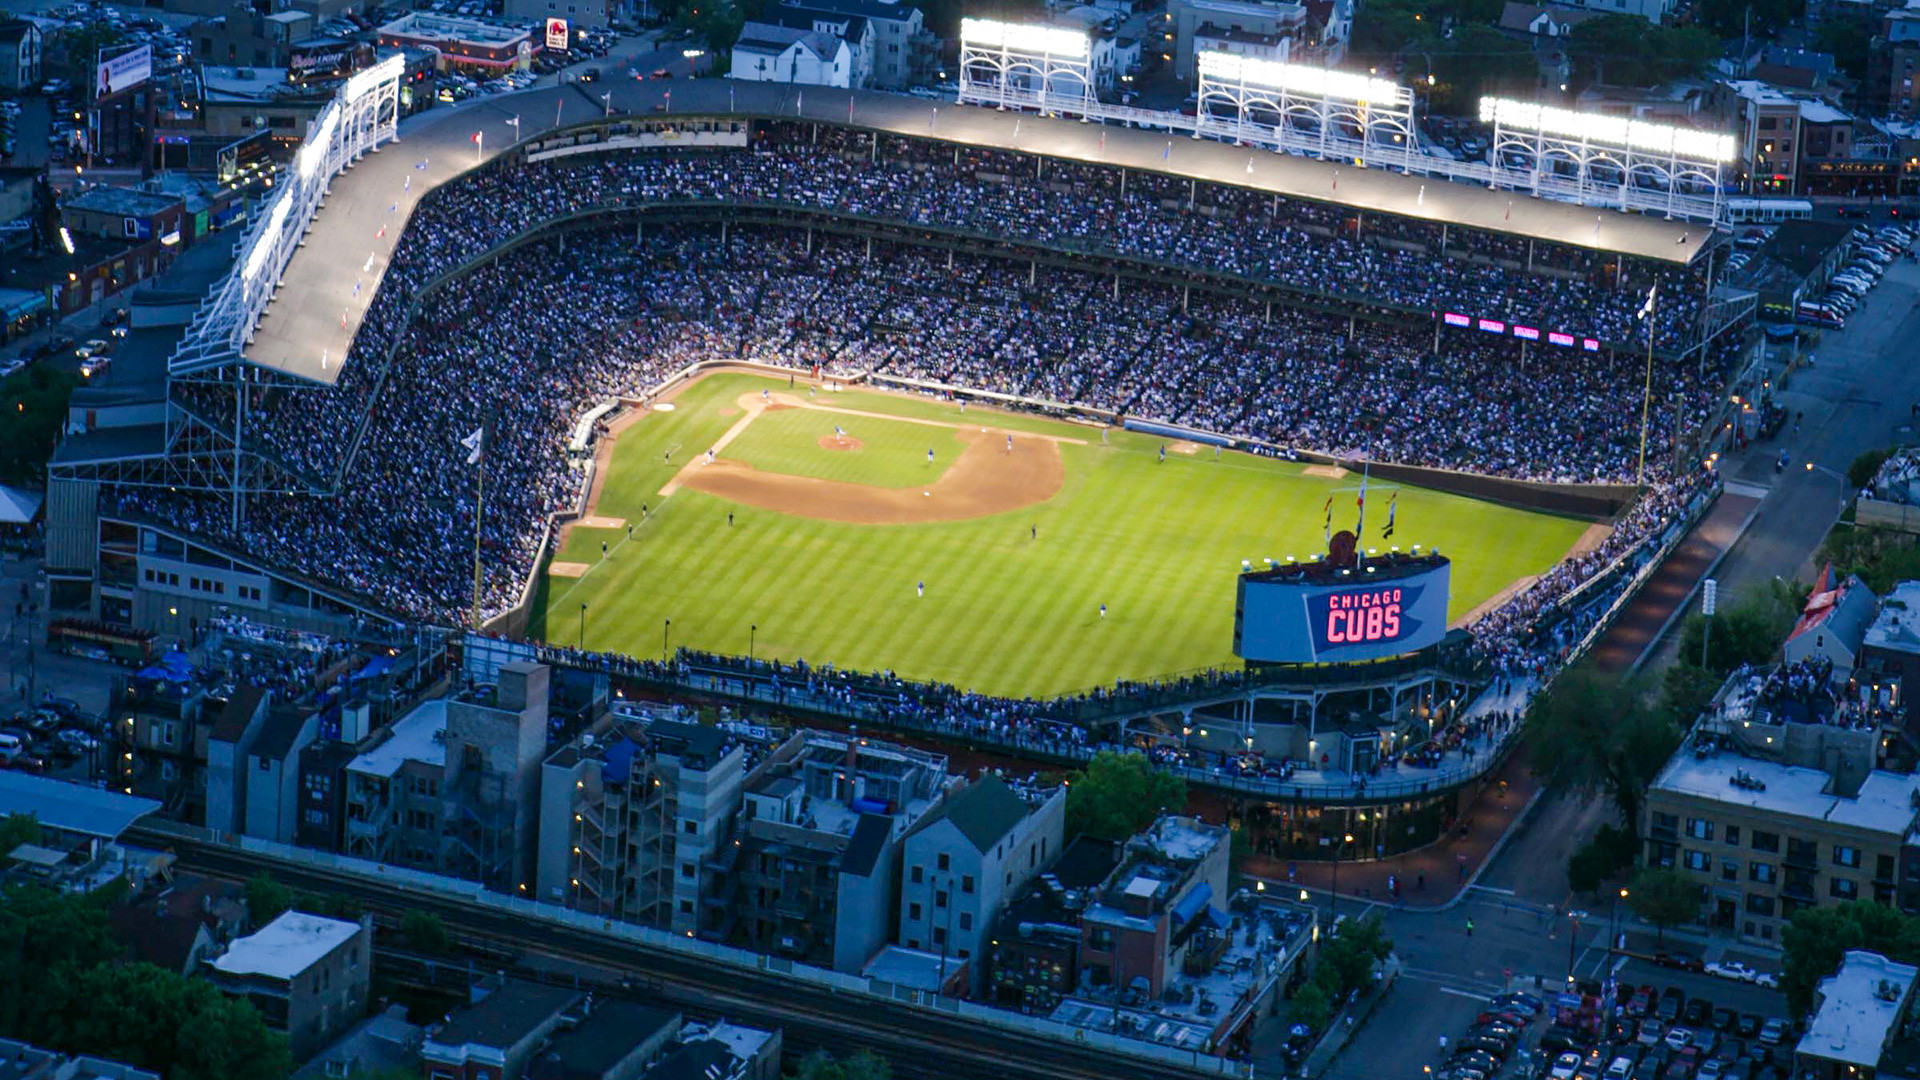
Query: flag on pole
[
  {"left": 1382, "top": 494, "right": 1397, "bottom": 540},
  {"left": 460, "top": 425, "right": 484, "bottom": 465},
  {"left": 1637, "top": 285, "right": 1657, "bottom": 321},
  {"left": 1322, "top": 495, "right": 1333, "bottom": 541}
]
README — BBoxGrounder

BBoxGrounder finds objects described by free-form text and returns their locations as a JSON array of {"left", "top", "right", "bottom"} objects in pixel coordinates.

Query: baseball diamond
[{"left": 532, "top": 372, "right": 1591, "bottom": 698}]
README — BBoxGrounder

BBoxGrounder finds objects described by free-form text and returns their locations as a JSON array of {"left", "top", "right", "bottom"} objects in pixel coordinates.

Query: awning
[{"left": 1173, "top": 881, "right": 1214, "bottom": 924}]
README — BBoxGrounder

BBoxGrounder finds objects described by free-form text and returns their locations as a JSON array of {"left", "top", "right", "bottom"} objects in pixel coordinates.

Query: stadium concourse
[{"left": 101, "top": 88, "right": 1746, "bottom": 710}]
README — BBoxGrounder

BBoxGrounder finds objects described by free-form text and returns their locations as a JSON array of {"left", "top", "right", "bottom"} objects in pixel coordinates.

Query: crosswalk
[{"left": 1398, "top": 965, "right": 1508, "bottom": 1001}]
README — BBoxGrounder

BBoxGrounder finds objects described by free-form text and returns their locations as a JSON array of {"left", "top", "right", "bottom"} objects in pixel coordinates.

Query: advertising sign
[
  {"left": 95, "top": 44, "right": 152, "bottom": 101},
  {"left": 1233, "top": 559, "right": 1452, "bottom": 664},
  {"left": 546, "top": 17, "right": 570, "bottom": 51},
  {"left": 289, "top": 41, "right": 357, "bottom": 82}
]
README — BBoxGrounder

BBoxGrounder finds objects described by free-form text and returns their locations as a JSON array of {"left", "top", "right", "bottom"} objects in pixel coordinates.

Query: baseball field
[{"left": 530, "top": 371, "right": 1598, "bottom": 698}]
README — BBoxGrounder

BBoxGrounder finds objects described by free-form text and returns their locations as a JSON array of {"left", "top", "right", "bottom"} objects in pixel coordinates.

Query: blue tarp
[
  {"left": 136, "top": 650, "right": 194, "bottom": 684},
  {"left": 1121, "top": 418, "right": 1234, "bottom": 448},
  {"left": 1172, "top": 881, "right": 1213, "bottom": 924},
  {"left": 603, "top": 737, "right": 638, "bottom": 785},
  {"left": 352, "top": 655, "right": 394, "bottom": 682}
]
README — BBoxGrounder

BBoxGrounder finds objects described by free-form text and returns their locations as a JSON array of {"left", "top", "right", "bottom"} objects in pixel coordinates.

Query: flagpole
[
  {"left": 471, "top": 433, "right": 485, "bottom": 629},
  {"left": 1636, "top": 285, "right": 1657, "bottom": 486}
]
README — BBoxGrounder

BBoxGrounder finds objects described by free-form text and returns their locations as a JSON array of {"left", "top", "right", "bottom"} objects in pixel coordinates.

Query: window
[
  {"left": 1750, "top": 862, "right": 1777, "bottom": 884},
  {"left": 935, "top": 890, "right": 948, "bottom": 909},
  {"left": 961, "top": 875, "right": 975, "bottom": 894},
  {"left": 959, "top": 912, "right": 973, "bottom": 931},
  {"left": 1721, "top": 861, "right": 1739, "bottom": 883},
  {"left": 909, "top": 903, "right": 922, "bottom": 920},
  {"left": 1831, "top": 878, "right": 1859, "bottom": 900},
  {"left": 408, "top": 810, "right": 433, "bottom": 830},
  {"left": 1686, "top": 818, "right": 1714, "bottom": 841},
  {"left": 938, "top": 853, "right": 950, "bottom": 872},
  {"left": 1879, "top": 854, "right": 1897, "bottom": 882},
  {"left": 1752, "top": 831, "right": 1780, "bottom": 853},
  {"left": 1684, "top": 850, "right": 1710, "bottom": 872},
  {"left": 958, "top": 948, "right": 970, "bottom": 960},
  {"left": 1745, "top": 893, "right": 1775, "bottom": 916},
  {"left": 1652, "top": 812, "right": 1678, "bottom": 836},
  {"left": 684, "top": 819, "right": 698, "bottom": 835},
  {"left": 680, "top": 862, "right": 695, "bottom": 879},
  {"left": 932, "top": 928, "right": 945, "bottom": 946},
  {"left": 1834, "top": 846, "right": 1861, "bottom": 868},
  {"left": 679, "top": 899, "right": 694, "bottom": 914},
  {"left": 1724, "top": 825, "right": 1740, "bottom": 846},
  {"left": 910, "top": 865, "right": 923, "bottom": 884}
]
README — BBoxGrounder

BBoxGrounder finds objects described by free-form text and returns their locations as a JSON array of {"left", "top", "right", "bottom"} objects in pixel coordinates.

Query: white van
[{"left": 0, "top": 732, "right": 23, "bottom": 763}]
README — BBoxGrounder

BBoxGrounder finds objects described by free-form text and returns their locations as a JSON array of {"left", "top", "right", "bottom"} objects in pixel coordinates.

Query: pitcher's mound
[
  {"left": 819, "top": 436, "right": 864, "bottom": 452},
  {"left": 1169, "top": 441, "right": 1201, "bottom": 455}
]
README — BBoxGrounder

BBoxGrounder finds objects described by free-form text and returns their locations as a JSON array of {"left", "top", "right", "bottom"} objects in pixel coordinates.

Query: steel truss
[
  {"left": 169, "top": 56, "right": 402, "bottom": 380},
  {"left": 1484, "top": 118, "right": 1728, "bottom": 229},
  {"left": 1194, "top": 57, "right": 1418, "bottom": 175},
  {"left": 957, "top": 30, "right": 1093, "bottom": 115}
]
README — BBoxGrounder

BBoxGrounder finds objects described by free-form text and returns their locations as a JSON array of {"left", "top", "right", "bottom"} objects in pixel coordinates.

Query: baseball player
[
  {"left": 917, "top": 580, "right": 925, "bottom": 597},
  {"left": 1159, "top": 445, "right": 1167, "bottom": 463},
  {"left": 1099, "top": 603, "right": 1107, "bottom": 619},
  {"left": 1005, "top": 434, "right": 1013, "bottom": 453},
  {"left": 927, "top": 447, "right": 935, "bottom": 464}
]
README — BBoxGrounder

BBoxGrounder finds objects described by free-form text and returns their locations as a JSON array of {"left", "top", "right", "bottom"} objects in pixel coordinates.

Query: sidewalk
[{"left": 1241, "top": 743, "right": 1540, "bottom": 909}]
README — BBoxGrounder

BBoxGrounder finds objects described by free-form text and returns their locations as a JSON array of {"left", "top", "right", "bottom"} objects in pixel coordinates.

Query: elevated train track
[{"left": 128, "top": 823, "right": 1241, "bottom": 1080}]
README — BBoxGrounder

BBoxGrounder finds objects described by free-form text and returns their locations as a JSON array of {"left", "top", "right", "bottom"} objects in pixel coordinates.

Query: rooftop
[
  {"left": 1785, "top": 570, "right": 1877, "bottom": 652},
  {"left": 862, "top": 944, "right": 967, "bottom": 991},
  {"left": 734, "top": 21, "right": 842, "bottom": 60},
  {"left": 64, "top": 186, "right": 181, "bottom": 219},
  {"left": 430, "top": 980, "right": 582, "bottom": 1053},
  {"left": 251, "top": 706, "right": 313, "bottom": 763},
  {"left": 1797, "top": 949, "right": 1916, "bottom": 1069},
  {"left": 1866, "top": 581, "right": 1920, "bottom": 654},
  {"left": 677, "top": 1020, "right": 775, "bottom": 1066},
  {"left": 1650, "top": 751, "right": 1920, "bottom": 837},
  {"left": 532, "top": 1001, "right": 677, "bottom": 1077},
  {"left": 346, "top": 698, "right": 447, "bottom": 778},
  {"left": 377, "top": 12, "right": 531, "bottom": 45},
  {"left": 909, "top": 774, "right": 1037, "bottom": 854},
  {"left": 0, "top": 773, "right": 159, "bottom": 840},
  {"left": 212, "top": 911, "right": 361, "bottom": 981}
]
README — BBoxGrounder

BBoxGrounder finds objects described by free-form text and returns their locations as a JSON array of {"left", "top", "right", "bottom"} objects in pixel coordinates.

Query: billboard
[
  {"left": 545, "top": 17, "right": 569, "bottom": 50},
  {"left": 289, "top": 40, "right": 358, "bottom": 82},
  {"left": 95, "top": 43, "right": 152, "bottom": 101},
  {"left": 1233, "top": 558, "right": 1451, "bottom": 664}
]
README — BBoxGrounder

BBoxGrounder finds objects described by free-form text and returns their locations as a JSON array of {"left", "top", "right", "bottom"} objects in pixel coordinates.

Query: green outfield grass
[{"left": 532, "top": 373, "right": 1590, "bottom": 698}]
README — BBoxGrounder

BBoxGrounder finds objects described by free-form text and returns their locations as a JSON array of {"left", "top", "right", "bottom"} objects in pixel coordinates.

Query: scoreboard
[{"left": 1233, "top": 554, "right": 1451, "bottom": 664}]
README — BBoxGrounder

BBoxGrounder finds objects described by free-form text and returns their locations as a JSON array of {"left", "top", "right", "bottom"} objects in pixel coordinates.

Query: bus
[
  {"left": 1726, "top": 197, "right": 1814, "bottom": 224},
  {"left": 47, "top": 618, "right": 158, "bottom": 666}
]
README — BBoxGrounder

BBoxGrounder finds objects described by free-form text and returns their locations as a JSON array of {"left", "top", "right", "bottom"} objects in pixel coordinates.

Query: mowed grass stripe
[{"left": 534, "top": 372, "right": 1589, "bottom": 697}]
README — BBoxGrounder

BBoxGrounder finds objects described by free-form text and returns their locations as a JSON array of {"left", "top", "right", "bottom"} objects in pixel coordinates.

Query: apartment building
[
  {"left": 1858, "top": 579, "right": 1920, "bottom": 730},
  {"left": 775, "top": 0, "right": 932, "bottom": 88},
  {"left": 422, "top": 979, "right": 583, "bottom": 1080},
  {"left": 537, "top": 709, "right": 747, "bottom": 934},
  {"left": 208, "top": 911, "right": 372, "bottom": 1060},
  {"left": 1795, "top": 950, "right": 1918, "bottom": 1080},
  {"left": 342, "top": 698, "right": 450, "bottom": 874},
  {"left": 1078, "top": 815, "right": 1231, "bottom": 996},
  {"left": 1643, "top": 730, "right": 1919, "bottom": 943},
  {"left": 727, "top": 730, "right": 951, "bottom": 973},
  {"left": 986, "top": 835, "right": 1122, "bottom": 1012},
  {"left": 897, "top": 774, "right": 1066, "bottom": 993},
  {"left": 113, "top": 673, "right": 213, "bottom": 820}
]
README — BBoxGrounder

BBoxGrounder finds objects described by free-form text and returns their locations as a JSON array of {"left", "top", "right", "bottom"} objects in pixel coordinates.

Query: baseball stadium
[{"left": 45, "top": 71, "right": 1751, "bottom": 872}]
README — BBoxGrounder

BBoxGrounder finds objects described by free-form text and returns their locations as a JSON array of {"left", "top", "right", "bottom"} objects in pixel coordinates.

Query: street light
[
  {"left": 1610, "top": 888, "right": 1630, "bottom": 956},
  {"left": 579, "top": 601, "right": 587, "bottom": 647},
  {"left": 663, "top": 618, "right": 671, "bottom": 661},
  {"left": 749, "top": 622, "right": 757, "bottom": 664},
  {"left": 1330, "top": 831, "right": 1355, "bottom": 925}
]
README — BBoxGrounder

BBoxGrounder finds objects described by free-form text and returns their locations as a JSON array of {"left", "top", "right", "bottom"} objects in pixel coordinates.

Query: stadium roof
[
  {"left": 247, "top": 79, "right": 1711, "bottom": 387},
  {"left": 0, "top": 773, "right": 159, "bottom": 840}
]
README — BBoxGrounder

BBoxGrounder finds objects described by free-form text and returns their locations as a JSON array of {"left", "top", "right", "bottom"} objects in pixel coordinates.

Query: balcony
[
  {"left": 1781, "top": 875, "right": 1817, "bottom": 903},
  {"left": 1784, "top": 846, "right": 1818, "bottom": 871}
]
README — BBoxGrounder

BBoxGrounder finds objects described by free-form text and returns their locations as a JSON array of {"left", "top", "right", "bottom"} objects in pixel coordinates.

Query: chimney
[{"left": 342, "top": 699, "right": 371, "bottom": 744}]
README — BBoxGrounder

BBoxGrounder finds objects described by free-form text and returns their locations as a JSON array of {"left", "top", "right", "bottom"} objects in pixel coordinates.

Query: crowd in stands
[{"left": 112, "top": 131, "right": 1744, "bottom": 763}]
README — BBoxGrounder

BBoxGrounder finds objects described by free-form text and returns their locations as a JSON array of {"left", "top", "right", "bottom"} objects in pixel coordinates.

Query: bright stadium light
[
  {"left": 1197, "top": 52, "right": 1404, "bottom": 104},
  {"left": 345, "top": 54, "right": 405, "bottom": 103},
  {"left": 1479, "top": 97, "right": 1736, "bottom": 163},
  {"left": 298, "top": 106, "right": 339, "bottom": 179},
  {"left": 959, "top": 17, "right": 1090, "bottom": 59},
  {"left": 244, "top": 193, "right": 293, "bottom": 283}
]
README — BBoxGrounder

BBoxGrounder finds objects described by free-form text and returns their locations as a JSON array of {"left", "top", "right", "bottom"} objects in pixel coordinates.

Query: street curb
[
  {"left": 1627, "top": 495, "right": 1767, "bottom": 676},
  {"left": 1433, "top": 786, "right": 1545, "bottom": 914}
]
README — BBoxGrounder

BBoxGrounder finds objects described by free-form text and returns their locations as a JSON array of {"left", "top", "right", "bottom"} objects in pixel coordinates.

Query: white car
[
  {"left": 74, "top": 339, "right": 110, "bottom": 359},
  {"left": 1664, "top": 1026, "right": 1693, "bottom": 1052},
  {"left": 1549, "top": 1051, "right": 1581, "bottom": 1080}
]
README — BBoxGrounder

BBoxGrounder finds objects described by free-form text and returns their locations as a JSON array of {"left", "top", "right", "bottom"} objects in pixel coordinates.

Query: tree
[
  {"left": 1848, "top": 447, "right": 1893, "bottom": 491},
  {"left": 1286, "top": 981, "right": 1333, "bottom": 1030},
  {"left": 791, "top": 1048, "right": 892, "bottom": 1080},
  {"left": 1781, "top": 902, "right": 1920, "bottom": 1017},
  {"left": 1065, "top": 751, "right": 1186, "bottom": 841},
  {"left": 1567, "top": 824, "right": 1637, "bottom": 895},
  {"left": 1427, "top": 25, "right": 1538, "bottom": 112},
  {"left": 1526, "top": 664, "right": 1680, "bottom": 831},
  {"left": 402, "top": 910, "right": 450, "bottom": 954},
  {"left": 0, "top": 366, "right": 80, "bottom": 486},
  {"left": 1692, "top": 0, "right": 1802, "bottom": 37},
  {"left": 1675, "top": 579, "right": 1805, "bottom": 676},
  {"left": 1625, "top": 868, "right": 1704, "bottom": 944},
  {"left": 1314, "top": 915, "right": 1394, "bottom": 1000},
  {"left": 0, "top": 814, "right": 42, "bottom": 860},
  {"left": 1565, "top": 16, "right": 1716, "bottom": 89},
  {"left": 243, "top": 873, "right": 291, "bottom": 929}
]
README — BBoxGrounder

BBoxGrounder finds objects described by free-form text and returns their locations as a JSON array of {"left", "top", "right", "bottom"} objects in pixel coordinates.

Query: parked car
[
  {"left": 1551, "top": 1053, "right": 1583, "bottom": 1080},
  {"left": 1713, "top": 1008, "right": 1738, "bottom": 1033},
  {"left": 1684, "top": 998, "right": 1712, "bottom": 1027},
  {"left": 1493, "top": 993, "right": 1545, "bottom": 1016},
  {"left": 1735, "top": 1014, "right": 1763, "bottom": 1040},
  {"left": 1657, "top": 989, "right": 1685, "bottom": 1022},
  {"left": 1639, "top": 1020, "right": 1667, "bottom": 1047},
  {"left": 1657, "top": 952, "right": 1706, "bottom": 973},
  {"left": 1757, "top": 1018, "right": 1788, "bottom": 1046},
  {"left": 1665, "top": 1027, "right": 1694, "bottom": 1052}
]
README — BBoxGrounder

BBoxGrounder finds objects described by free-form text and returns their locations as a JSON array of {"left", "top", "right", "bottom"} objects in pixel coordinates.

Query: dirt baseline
[{"left": 686, "top": 425, "right": 1064, "bottom": 524}]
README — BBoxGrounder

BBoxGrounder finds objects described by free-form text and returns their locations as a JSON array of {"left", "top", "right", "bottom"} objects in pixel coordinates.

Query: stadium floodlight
[
  {"left": 298, "top": 106, "right": 339, "bottom": 180},
  {"left": 959, "top": 17, "right": 1089, "bottom": 59},
  {"left": 1196, "top": 52, "right": 1403, "bottom": 105},
  {"left": 344, "top": 54, "right": 405, "bottom": 103},
  {"left": 1479, "top": 97, "right": 1736, "bottom": 163},
  {"left": 244, "top": 193, "right": 293, "bottom": 283}
]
